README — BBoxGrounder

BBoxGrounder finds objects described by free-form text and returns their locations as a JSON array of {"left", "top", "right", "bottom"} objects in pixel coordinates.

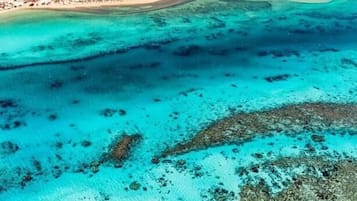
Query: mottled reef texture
[
  {"left": 162, "top": 103, "right": 357, "bottom": 156},
  {"left": 110, "top": 134, "right": 141, "bottom": 161},
  {"left": 100, "top": 134, "right": 142, "bottom": 167},
  {"left": 239, "top": 158, "right": 357, "bottom": 201}
]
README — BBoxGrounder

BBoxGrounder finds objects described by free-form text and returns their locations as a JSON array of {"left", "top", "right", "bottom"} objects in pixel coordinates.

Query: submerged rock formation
[
  {"left": 111, "top": 134, "right": 142, "bottom": 161},
  {"left": 100, "top": 134, "right": 142, "bottom": 167},
  {"left": 239, "top": 158, "right": 356, "bottom": 201},
  {"left": 162, "top": 102, "right": 357, "bottom": 156},
  {"left": 0, "top": 141, "right": 19, "bottom": 155}
]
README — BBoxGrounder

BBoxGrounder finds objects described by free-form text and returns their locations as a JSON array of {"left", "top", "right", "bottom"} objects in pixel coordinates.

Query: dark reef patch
[
  {"left": 311, "top": 134, "right": 325, "bottom": 143},
  {"left": 71, "top": 99, "right": 80, "bottom": 105},
  {"left": 49, "top": 80, "right": 64, "bottom": 89},
  {"left": 100, "top": 108, "right": 127, "bottom": 117},
  {"left": 208, "top": 48, "right": 230, "bottom": 56},
  {"left": 288, "top": 28, "right": 315, "bottom": 35},
  {"left": 129, "top": 181, "right": 141, "bottom": 191},
  {"left": 0, "top": 99, "right": 27, "bottom": 131},
  {"left": 110, "top": 134, "right": 141, "bottom": 161},
  {"left": 296, "top": 11, "right": 357, "bottom": 21},
  {"left": 1, "top": 121, "right": 25, "bottom": 130},
  {"left": 173, "top": 45, "right": 201, "bottom": 56},
  {"left": 0, "top": 99, "right": 17, "bottom": 108},
  {"left": 318, "top": 48, "right": 339, "bottom": 53},
  {"left": 208, "top": 17, "right": 226, "bottom": 29},
  {"left": 220, "top": 0, "right": 272, "bottom": 11},
  {"left": 48, "top": 114, "right": 58, "bottom": 121},
  {"left": 264, "top": 74, "right": 291, "bottom": 83},
  {"left": 31, "top": 45, "right": 55, "bottom": 52},
  {"left": 101, "top": 108, "right": 117, "bottom": 117},
  {"left": 150, "top": 16, "right": 167, "bottom": 27},
  {"left": 81, "top": 140, "right": 92, "bottom": 147},
  {"left": 162, "top": 103, "right": 357, "bottom": 156},
  {"left": 341, "top": 58, "right": 357, "bottom": 68},
  {"left": 129, "top": 62, "right": 161, "bottom": 70},
  {"left": 0, "top": 141, "right": 19, "bottom": 155},
  {"left": 100, "top": 134, "right": 142, "bottom": 168},
  {"left": 178, "top": 88, "right": 201, "bottom": 96},
  {"left": 239, "top": 157, "right": 357, "bottom": 201},
  {"left": 0, "top": 38, "right": 178, "bottom": 71},
  {"left": 118, "top": 109, "right": 127, "bottom": 116},
  {"left": 207, "top": 186, "right": 237, "bottom": 201},
  {"left": 257, "top": 50, "right": 300, "bottom": 58}
]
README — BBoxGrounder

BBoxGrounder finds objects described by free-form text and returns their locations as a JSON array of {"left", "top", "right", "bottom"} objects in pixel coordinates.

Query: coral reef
[
  {"left": 100, "top": 134, "right": 142, "bottom": 167},
  {"left": 239, "top": 158, "right": 357, "bottom": 201},
  {"left": 0, "top": 141, "right": 19, "bottom": 155},
  {"left": 162, "top": 103, "right": 357, "bottom": 156},
  {"left": 111, "top": 134, "right": 141, "bottom": 161}
]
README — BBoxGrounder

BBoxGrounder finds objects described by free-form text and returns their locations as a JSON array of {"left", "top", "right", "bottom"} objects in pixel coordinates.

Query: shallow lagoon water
[{"left": 0, "top": 0, "right": 356, "bottom": 200}]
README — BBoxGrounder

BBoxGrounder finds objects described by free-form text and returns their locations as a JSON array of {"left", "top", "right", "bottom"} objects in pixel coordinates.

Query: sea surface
[{"left": 0, "top": 0, "right": 356, "bottom": 200}]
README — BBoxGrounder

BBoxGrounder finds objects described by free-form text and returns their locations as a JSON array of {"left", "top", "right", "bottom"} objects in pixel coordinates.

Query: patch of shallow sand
[{"left": 289, "top": 0, "right": 332, "bottom": 3}]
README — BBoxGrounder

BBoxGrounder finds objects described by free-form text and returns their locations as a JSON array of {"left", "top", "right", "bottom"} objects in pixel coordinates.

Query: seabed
[{"left": 0, "top": 0, "right": 356, "bottom": 200}]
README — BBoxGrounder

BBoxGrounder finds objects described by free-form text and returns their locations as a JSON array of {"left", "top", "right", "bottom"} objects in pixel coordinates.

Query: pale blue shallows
[{"left": 0, "top": 0, "right": 356, "bottom": 200}]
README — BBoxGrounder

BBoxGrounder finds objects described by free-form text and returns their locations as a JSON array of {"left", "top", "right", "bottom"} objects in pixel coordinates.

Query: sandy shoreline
[
  {"left": 0, "top": 0, "right": 334, "bottom": 17},
  {"left": 0, "top": 0, "right": 182, "bottom": 16}
]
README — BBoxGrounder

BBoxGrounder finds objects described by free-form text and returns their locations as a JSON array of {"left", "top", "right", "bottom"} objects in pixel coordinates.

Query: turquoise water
[{"left": 0, "top": 0, "right": 356, "bottom": 200}]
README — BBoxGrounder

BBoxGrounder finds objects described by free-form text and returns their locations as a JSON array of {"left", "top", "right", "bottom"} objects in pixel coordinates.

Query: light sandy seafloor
[{"left": 0, "top": 0, "right": 356, "bottom": 200}]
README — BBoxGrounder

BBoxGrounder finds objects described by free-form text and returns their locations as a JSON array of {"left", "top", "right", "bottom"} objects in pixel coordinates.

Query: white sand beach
[
  {"left": 0, "top": 0, "right": 164, "bottom": 15},
  {"left": 0, "top": 0, "right": 334, "bottom": 16}
]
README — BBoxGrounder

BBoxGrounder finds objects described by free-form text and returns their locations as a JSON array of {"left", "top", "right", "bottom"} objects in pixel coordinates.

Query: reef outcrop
[
  {"left": 239, "top": 158, "right": 356, "bottom": 201},
  {"left": 111, "top": 134, "right": 141, "bottom": 161},
  {"left": 100, "top": 134, "right": 142, "bottom": 167},
  {"left": 162, "top": 103, "right": 357, "bottom": 156}
]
